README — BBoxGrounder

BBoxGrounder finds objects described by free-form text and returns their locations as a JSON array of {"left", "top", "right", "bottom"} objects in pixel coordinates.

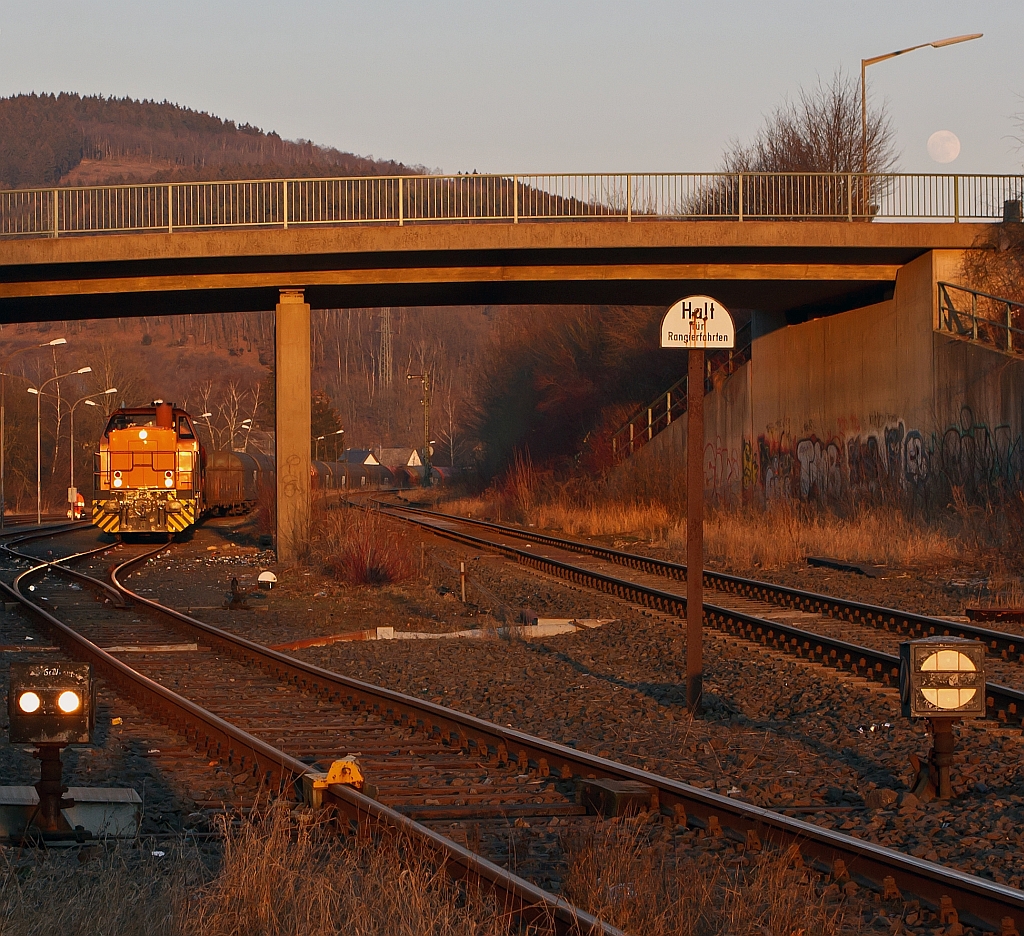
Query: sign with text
[{"left": 660, "top": 296, "right": 735, "bottom": 349}]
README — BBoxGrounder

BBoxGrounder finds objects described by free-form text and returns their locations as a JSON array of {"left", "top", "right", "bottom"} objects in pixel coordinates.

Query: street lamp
[
  {"left": 27, "top": 366, "right": 92, "bottom": 524},
  {"left": 860, "top": 33, "right": 982, "bottom": 173},
  {"left": 68, "top": 388, "right": 117, "bottom": 496},
  {"left": 407, "top": 373, "right": 432, "bottom": 487},
  {"left": 198, "top": 412, "right": 213, "bottom": 449},
  {"left": 0, "top": 338, "right": 67, "bottom": 529}
]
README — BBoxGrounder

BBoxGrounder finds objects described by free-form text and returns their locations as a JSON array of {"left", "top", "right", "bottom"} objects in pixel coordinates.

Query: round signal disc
[
  {"left": 921, "top": 650, "right": 977, "bottom": 709},
  {"left": 57, "top": 690, "right": 81, "bottom": 713},
  {"left": 18, "top": 691, "right": 41, "bottom": 713}
]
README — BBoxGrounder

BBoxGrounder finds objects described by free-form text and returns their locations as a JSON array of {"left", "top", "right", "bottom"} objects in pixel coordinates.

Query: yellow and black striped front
[{"left": 92, "top": 492, "right": 198, "bottom": 535}]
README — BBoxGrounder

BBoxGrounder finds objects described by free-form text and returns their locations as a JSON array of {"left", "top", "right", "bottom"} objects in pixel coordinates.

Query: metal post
[
  {"left": 513, "top": 176, "right": 519, "bottom": 224},
  {"left": 460, "top": 561, "right": 466, "bottom": 603},
  {"left": 737, "top": 173, "right": 744, "bottom": 221},
  {"left": 1008, "top": 302, "right": 1013, "bottom": 353},
  {"left": 398, "top": 176, "right": 404, "bottom": 227},
  {"left": 168, "top": 184, "right": 173, "bottom": 234},
  {"left": 953, "top": 175, "right": 960, "bottom": 223},
  {"left": 686, "top": 347, "right": 705, "bottom": 711},
  {"left": 626, "top": 174, "right": 632, "bottom": 222},
  {"left": 847, "top": 173, "right": 853, "bottom": 221},
  {"left": 52, "top": 190, "right": 59, "bottom": 239},
  {"left": 35, "top": 388, "right": 41, "bottom": 525},
  {"left": 283, "top": 179, "right": 289, "bottom": 230}
]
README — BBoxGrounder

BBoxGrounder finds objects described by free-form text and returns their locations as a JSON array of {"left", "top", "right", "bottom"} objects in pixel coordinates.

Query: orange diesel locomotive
[{"left": 92, "top": 402, "right": 204, "bottom": 535}]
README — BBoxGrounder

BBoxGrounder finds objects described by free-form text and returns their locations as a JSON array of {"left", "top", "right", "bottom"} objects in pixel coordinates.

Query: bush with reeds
[{"left": 313, "top": 507, "right": 416, "bottom": 585}]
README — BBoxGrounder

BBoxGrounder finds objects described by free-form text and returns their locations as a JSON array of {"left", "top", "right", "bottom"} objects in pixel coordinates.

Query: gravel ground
[{"left": 4, "top": 516, "right": 1024, "bottom": 907}]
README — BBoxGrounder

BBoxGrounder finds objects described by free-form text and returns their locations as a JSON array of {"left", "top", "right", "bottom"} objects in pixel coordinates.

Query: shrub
[{"left": 317, "top": 508, "right": 415, "bottom": 585}]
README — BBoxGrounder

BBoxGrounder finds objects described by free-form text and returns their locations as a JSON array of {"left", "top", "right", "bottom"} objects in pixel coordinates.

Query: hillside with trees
[{"left": 0, "top": 93, "right": 423, "bottom": 189}]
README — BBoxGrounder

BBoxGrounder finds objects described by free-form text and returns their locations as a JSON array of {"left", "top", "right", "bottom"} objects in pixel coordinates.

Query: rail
[
  {"left": 0, "top": 173, "right": 1021, "bottom": 238},
  {"left": 938, "top": 281, "right": 1024, "bottom": 356},
  {"left": 611, "top": 321, "right": 752, "bottom": 460}
]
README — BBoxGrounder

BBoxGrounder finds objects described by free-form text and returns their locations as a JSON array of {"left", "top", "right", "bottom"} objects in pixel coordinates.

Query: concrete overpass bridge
[{"left": 0, "top": 171, "right": 1018, "bottom": 557}]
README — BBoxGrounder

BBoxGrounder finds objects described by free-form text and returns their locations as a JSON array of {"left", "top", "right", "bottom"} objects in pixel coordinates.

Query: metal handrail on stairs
[
  {"left": 610, "top": 322, "right": 752, "bottom": 461},
  {"left": 938, "top": 282, "right": 1024, "bottom": 356}
]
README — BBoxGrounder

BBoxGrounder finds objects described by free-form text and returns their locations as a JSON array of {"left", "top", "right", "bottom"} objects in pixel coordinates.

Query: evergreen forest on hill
[{"left": 0, "top": 93, "right": 422, "bottom": 189}]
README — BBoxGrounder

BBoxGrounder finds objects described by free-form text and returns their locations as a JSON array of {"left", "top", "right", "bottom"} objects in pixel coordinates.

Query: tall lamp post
[
  {"left": 27, "top": 366, "right": 92, "bottom": 524},
  {"left": 406, "top": 373, "right": 432, "bottom": 487},
  {"left": 0, "top": 338, "right": 68, "bottom": 528},
  {"left": 860, "top": 33, "right": 982, "bottom": 173},
  {"left": 68, "top": 388, "right": 117, "bottom": 496}
]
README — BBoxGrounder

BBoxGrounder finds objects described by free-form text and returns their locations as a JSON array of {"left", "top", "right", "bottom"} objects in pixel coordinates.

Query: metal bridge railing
[
  {"left": 0, "top": 172, "right": 1021, "bottom": 238},
  {"left": 938, "top": 282, "right": 1024, "bottom": 355},
  {"left": 611, "top": 322, "right": 753, "bottom": 462}
]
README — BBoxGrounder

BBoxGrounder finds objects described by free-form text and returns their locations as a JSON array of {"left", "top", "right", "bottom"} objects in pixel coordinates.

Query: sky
[{"left": 0, "top": 0, "right": 1021, "bottom": 176}]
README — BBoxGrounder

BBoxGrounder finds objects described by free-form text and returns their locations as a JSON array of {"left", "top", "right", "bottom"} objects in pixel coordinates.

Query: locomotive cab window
[
  {"left": 106, "top": 413, "right": 156, "bottom": 432},
  {"left": 177, "top": 417, "right": 195, "bottom": 439}
]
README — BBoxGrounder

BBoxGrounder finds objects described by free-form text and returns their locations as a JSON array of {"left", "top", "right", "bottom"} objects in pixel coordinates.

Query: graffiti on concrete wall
[{"left": 740, "top": 407, "right": 1023, "bottom": 503}]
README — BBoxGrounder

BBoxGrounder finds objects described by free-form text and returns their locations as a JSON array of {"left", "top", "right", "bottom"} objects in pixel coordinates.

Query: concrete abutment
[{"left": 633, "top": 249, "right": 1024, "bottom": 506}]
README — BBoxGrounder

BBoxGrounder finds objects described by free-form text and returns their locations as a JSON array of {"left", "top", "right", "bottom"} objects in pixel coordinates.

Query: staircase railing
[
  {"left": 610, "top": 321, "right": 752, "bottom": 461},
  {"left": 938, "top": 282, "right": 1024, "bottom": 356}
]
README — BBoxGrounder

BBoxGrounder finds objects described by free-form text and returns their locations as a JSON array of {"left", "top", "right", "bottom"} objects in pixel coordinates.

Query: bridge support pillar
[{"left": 275, "top": 289, "right": 311, "bottom": 564}]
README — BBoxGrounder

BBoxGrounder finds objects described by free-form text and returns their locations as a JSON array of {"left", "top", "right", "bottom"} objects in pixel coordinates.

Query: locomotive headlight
[
  {"left": 18, "top": 691, "right": 41, "bottom": 713},
  {"left": 57, "top": 690, "right": 82, "bottom": 713},
  {"left": 138, "top": 429, "right": 148, "bottom": 440}
]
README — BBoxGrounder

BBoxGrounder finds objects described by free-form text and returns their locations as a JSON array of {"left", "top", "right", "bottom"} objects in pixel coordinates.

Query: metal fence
[
  {"left": 1, "top": 172, "right": 1022, "bottom": 238},
  {"left": 938, "top": 282, "right": 1024, "bottom": 355}
]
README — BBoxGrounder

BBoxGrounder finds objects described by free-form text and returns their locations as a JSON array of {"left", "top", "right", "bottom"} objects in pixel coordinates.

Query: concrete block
[{"left": 0, "top": 786, "right": 142, "bottom": 839}]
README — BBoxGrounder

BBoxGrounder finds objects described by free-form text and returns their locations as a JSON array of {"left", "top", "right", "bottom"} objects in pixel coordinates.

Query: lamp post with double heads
[
  {"left": 27, "top": 366, "right": 92, "bottom": 524},
  {"left": 0, "top": 338, "right": 68, "bottom": 529},
  {"left": 860, "top": 33, "right": 982, "bottom": 174},
  {"left": 68, "top": 388, "right": 117, "bottom": 493}
]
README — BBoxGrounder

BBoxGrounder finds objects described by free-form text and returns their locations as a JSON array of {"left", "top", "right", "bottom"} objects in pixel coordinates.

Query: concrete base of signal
[{"left": 0, "top": 786, "right": 141, "bottom": 840}]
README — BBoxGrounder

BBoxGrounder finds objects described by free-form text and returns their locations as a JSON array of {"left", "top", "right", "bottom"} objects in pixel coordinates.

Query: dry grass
[
  {"left": 0, "top": 806, "right": 519, "bottom": 936},
  {"left": 312, "top": 506, "right": 416, "bottom": 585},
  {"left": 681, "top": 502, "right": 959, "bottom": 571},
  {"left": 534, "top": 500, "right": 672, "bottom": 540},
  {"left": 562, "top": 817, "right": 848, "bottom": 936}
]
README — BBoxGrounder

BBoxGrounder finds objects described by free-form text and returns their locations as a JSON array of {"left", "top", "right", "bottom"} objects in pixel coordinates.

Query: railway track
[
  {"left": 2, "top": 527, "right": 1023, "bottom": 931},
  {"left": 377, "top": 502, "right": 1024, "bottom": 729}
]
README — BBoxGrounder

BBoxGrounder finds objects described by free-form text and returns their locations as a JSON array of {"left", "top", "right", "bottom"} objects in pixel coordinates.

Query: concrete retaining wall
[{"left": 632, "top": 249, "right": 1024, "bottom": 504}]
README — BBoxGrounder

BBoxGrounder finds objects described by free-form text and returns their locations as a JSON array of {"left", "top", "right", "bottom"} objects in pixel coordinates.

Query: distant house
[
  {"left": 339, "top": 448, "right": 379, "bottom": 466},
  {"left": 376, "top": 447, "right": 422, "bottom": 467}
]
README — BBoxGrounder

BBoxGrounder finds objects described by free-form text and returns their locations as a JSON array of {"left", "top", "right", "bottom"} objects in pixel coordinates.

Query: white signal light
[
  {"left": 139, "top": 429, "right": 148, "bottom": 440},
  {"left": 18, "top": 691, "right": 41, "bottom": 713},
  {"left": 113, "top": 477, "right": 123, "bottom": 488},
  {"left": 164, "top": 477, "right": 174, "bottom": 488},
  {"left": 57, "top": 690, "right": 82, "bottom": 713}
]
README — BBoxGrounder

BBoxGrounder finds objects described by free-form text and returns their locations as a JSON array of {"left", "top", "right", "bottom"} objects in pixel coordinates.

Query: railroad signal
[
  {"left": 900, "top": 638, "right": 985, "bottom": 718},
  {"left": 899, "top": 638, "right": 986, "bottom": 801},
  {"left": 6, "top": 662, "right": 95, "bottom": 834},
  {"left": 8, "top": 661, "right": 94, "bottom": 745}
]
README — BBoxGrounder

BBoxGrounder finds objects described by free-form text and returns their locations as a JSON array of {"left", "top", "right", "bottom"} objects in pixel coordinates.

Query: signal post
[{"left": 661, "top": 297, "right": 735, "bottom": 711}]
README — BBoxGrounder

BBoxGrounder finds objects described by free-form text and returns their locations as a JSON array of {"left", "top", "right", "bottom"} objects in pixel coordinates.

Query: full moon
[{"left": 927, "top": 130, "right": 961, "bottom": 164}]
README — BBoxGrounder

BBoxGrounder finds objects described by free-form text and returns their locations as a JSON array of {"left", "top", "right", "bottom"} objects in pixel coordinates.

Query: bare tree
[{"left": 694, "top": 69, "right": 898, "bottom": 219}]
